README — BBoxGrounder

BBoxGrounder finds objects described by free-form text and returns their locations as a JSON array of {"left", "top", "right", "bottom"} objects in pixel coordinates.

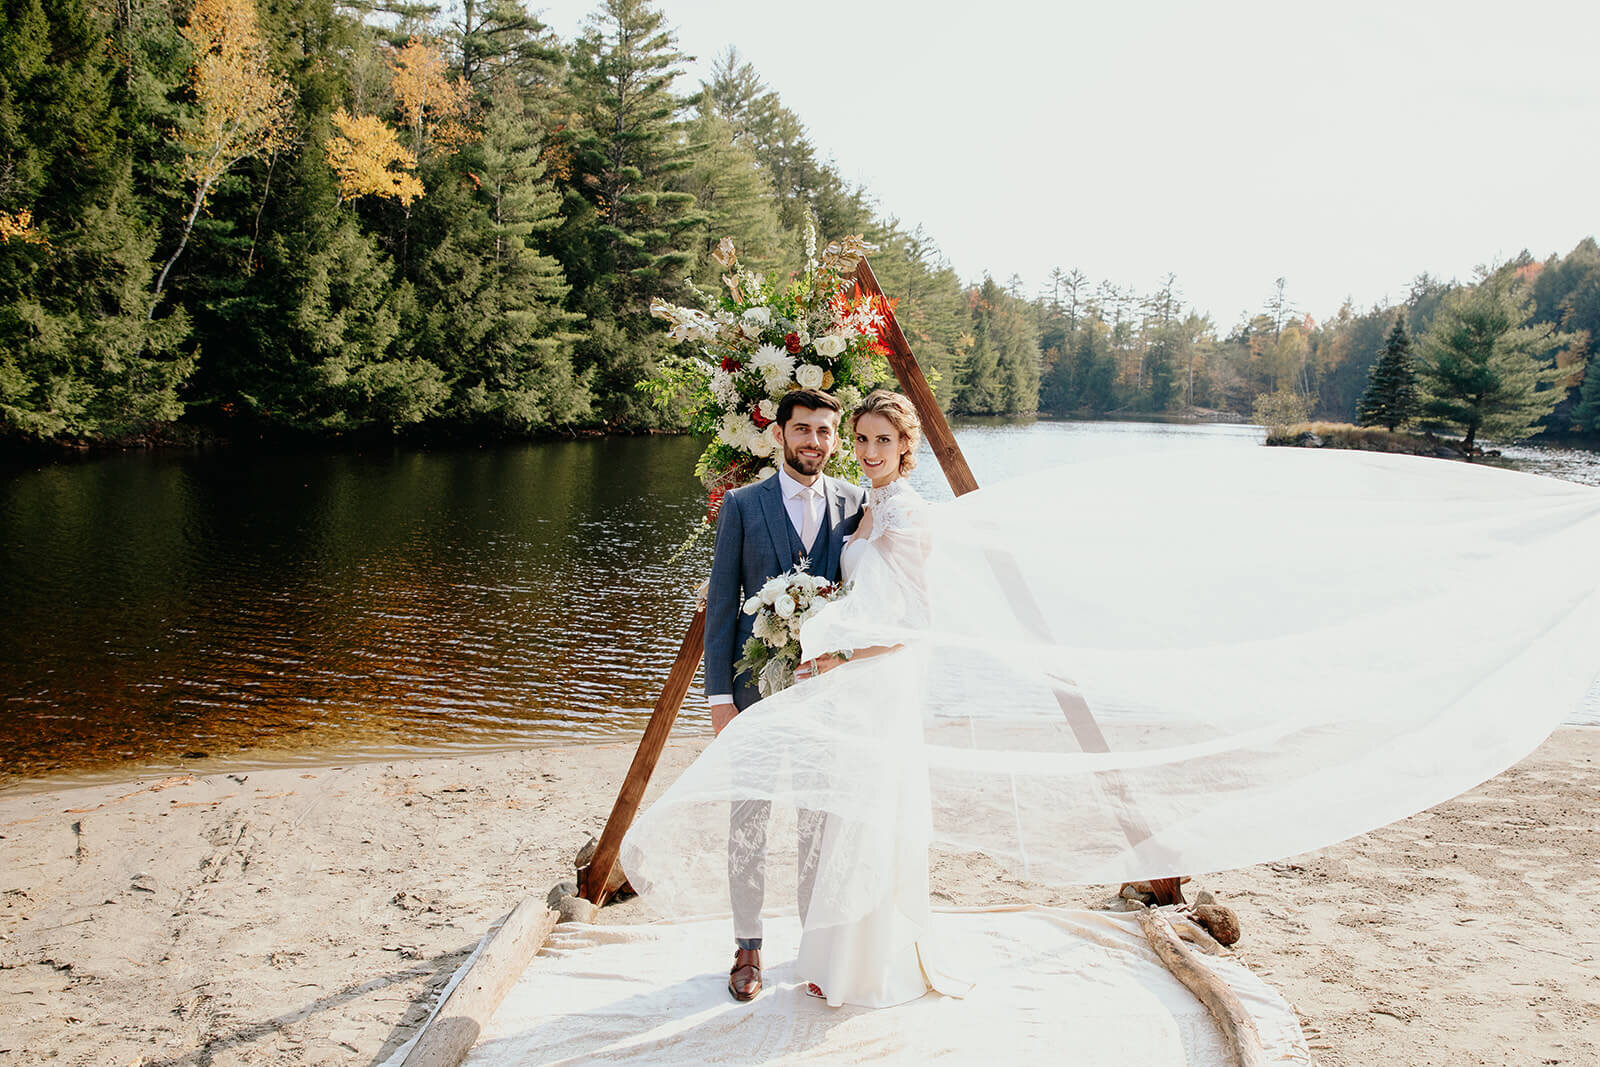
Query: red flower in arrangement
[
  {"left": 707, "top": 487, "right": 727, "bottom": 521},
  {"left": 863, "top": 292, "right": 898, "bottom": 356},
  {"left": 784, "top": 332, "right": 802, "bottom": 353},
  {"left": 750, "top": 408, "right": 772, "bottom": 429},
  {"left": 721, "top": 356, "right": 743, "bottom": 372}
]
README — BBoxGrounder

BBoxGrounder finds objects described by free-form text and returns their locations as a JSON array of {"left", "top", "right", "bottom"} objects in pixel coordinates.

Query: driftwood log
[
  {"left": 1132, "top": 905, "right": 1267, "bottom": 1067},
  {"left": 401, "top": 898, "right": 559, "bottom": 1067}
]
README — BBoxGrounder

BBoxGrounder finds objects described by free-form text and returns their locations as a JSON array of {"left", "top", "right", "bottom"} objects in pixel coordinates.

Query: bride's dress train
[{"left": 622, "top": 447, "right": 1600, "bottom": 1009}]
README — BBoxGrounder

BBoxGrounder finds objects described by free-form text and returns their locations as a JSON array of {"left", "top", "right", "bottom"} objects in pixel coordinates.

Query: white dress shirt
[{"left": 778, "top": 466, "right": 825, "bottom": 554}]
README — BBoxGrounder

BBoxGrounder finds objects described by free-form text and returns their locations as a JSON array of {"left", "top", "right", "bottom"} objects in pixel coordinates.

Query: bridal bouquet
[
  {"left": 733, "top": 564, "right": 851, "bottom": 697},
  {"left": 648, "top": 226, "right": 894, "bottom": 526}
]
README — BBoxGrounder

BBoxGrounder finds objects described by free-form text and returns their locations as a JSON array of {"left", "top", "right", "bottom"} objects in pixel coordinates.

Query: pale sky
[{"left": 527, "top": 0, "right": 1600, "bottom": 328}]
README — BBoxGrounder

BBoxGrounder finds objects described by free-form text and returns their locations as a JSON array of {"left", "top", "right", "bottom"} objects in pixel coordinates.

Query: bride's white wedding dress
[
  {"left": 621, "top": 447, "right": 1600, "bottom": 1009},
  {"left": 792, "top": 500, "right": 972, "bottom": 1007}
]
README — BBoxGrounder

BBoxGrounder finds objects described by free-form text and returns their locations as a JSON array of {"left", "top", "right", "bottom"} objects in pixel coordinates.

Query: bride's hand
[{"left": 811, "top": 653, "right": 846, "bottom": 676}]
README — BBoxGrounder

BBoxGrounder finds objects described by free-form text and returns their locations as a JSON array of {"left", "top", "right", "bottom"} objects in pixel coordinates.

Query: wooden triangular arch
[{"left": 577, "top": 259, "right": 1182, "bottom": 907}]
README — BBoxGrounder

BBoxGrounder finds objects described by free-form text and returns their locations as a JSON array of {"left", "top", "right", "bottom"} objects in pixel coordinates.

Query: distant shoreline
[
  {"left": 7, "top": 412, "right": 1599, "bottom": 470},
  {"left": 1267, "top": 421, "right": 1494, "bottom": 459}
]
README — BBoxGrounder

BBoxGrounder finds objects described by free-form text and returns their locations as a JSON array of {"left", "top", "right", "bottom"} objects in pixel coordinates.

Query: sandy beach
[{"left": 2, "top": 728, "right": 1596, "bottom": 1066}]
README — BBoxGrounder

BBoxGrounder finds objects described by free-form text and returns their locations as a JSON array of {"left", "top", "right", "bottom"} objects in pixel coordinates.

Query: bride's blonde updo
[{"left": 852, "top": 389, "right": 922, "bottom": 477}]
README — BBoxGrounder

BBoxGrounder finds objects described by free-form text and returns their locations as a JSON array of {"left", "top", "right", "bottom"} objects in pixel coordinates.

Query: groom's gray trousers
[{"left": 727, "top": 682, "right": 826, "bottom": 950}]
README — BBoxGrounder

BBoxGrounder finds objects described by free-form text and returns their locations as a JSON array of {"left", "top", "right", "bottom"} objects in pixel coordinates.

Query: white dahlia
[{"left": 750, "top": 344, "right": 796, "bottom": 393}]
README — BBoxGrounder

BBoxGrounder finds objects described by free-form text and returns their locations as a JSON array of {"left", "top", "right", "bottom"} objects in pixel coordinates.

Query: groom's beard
[{"left": 782, "top": 441, "right": 829, "bottom": 477}]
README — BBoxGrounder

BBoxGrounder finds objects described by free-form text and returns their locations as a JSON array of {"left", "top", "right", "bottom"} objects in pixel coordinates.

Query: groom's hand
[{"left": 710, "top": 699, "right": 738, "bottom": 736}]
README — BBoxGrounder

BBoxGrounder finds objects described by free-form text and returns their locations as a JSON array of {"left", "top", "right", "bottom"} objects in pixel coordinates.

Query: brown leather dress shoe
[{"left": 728, "top": 947, "right": 762, "bottom": 1001}]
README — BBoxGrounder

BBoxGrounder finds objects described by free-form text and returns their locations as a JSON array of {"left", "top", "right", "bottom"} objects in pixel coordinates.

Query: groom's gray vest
[{"left": 704, "top": 473, "right": 864, "bottom": 711}]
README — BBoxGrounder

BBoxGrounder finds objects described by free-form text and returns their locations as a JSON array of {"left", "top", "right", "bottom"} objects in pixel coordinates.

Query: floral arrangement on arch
[{"left": 649, "top": 228, "right": 894, "bottom": 525}]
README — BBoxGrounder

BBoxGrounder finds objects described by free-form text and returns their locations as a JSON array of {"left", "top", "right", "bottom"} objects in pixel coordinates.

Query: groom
[{"left": 703, "top": 388, "right": 865, "bottom": 1002}]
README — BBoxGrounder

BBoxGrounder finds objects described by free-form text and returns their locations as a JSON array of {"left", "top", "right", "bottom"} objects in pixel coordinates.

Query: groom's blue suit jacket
[{"left": 704, "top": 472, "right": 865, "bottom": 711}]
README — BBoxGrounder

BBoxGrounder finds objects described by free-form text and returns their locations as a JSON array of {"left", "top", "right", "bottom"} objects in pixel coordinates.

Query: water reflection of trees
[{"left": 1, "top": 437, "right": 707, "bottom": 782}]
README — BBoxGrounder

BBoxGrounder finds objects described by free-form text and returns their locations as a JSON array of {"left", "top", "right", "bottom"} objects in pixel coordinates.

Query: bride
[
  {"left": 788, "top": 390, "right": 969, "bottom": 1007},
  {"left": 622, "top": 389, "right": 1600, "bottom": 1010}
]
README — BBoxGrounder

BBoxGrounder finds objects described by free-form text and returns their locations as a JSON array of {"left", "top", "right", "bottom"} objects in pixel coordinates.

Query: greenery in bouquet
[
  {"left": 732, "top": 565, "right": 851, "bottom": 697},
  {"left": 647, "top": 225, "right": 894, "bottom": 528}
]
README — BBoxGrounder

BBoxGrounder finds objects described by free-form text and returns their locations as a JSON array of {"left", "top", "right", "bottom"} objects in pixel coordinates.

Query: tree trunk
[{"left": 149, "top": 178, "right": 213, "bottom": 319}]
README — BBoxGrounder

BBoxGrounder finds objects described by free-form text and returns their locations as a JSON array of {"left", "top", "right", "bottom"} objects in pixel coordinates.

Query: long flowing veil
[{"left": 621, "top": 448, "right": 1600, "bottom": 928}]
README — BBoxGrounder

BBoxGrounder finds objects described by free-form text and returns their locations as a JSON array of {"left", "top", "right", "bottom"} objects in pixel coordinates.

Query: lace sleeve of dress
[
  {"left": 866, "top": 481, "right": 924, "bottom": 543},
  {"left": 863, "top": 482, "right": 933, "bottom": 629}
]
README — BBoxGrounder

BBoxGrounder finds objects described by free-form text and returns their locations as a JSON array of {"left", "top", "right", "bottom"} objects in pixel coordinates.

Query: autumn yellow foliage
[
  {"left": 0, "top": 209, "right": 46, "bottom": 245},
  {"left": 388, "top": 37, "right": 473, "bottom": 158},
  {"left": 177, "top": 0, "right": 295, "bottom": 189},
  {"left": 326, "top": 109, "right": 425, "bottom": 206}
]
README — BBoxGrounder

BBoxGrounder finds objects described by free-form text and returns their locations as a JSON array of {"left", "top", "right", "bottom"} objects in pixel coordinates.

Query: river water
[{"left": 3, "top": 420, "right": 1597, "bottom": 789}]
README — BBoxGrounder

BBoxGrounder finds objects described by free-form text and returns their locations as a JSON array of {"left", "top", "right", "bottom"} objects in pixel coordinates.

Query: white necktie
[{"left": 800, "top": 487, "right": 822, "bottom": 552}]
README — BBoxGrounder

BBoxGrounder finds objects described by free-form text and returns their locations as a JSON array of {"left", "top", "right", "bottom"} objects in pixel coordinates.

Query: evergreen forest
[{"left": 3, "top": 0, "right": 1598, "bottom": 449}]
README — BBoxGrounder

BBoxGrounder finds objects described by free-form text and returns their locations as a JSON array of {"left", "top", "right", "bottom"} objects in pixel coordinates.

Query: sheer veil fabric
[{"left": 620, "top": 448, "right": 1600, "bottom": 961}]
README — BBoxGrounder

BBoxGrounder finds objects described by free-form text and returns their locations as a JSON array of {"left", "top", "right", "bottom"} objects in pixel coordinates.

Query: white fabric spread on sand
[{"left": 463, "top": 908, "right": 1311, "bottom": 1065}]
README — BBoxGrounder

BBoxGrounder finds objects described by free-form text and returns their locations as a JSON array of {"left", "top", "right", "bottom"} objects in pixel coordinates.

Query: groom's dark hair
[{"left": 776, "top": 388, "right": 842, "bottom": 427}]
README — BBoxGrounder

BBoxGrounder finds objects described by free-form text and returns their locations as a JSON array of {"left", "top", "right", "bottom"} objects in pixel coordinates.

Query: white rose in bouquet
[
  {"left": 774, "top": 593, "right": 796, "bottom": 618},
  {"left": 794, "top": 363, "right": 825, "bottom": 390},
  {"left": 743, "top": 595, "right": 762, "bottom": 615},
  {"left": 813, "top": 334, "right": 847, "bottom": 358},
  {"left": 742, "top": 306, "right": 773, "bottom": 328},
  {"left": 760, "top": 576, "right": 786, "bottom": 605}
]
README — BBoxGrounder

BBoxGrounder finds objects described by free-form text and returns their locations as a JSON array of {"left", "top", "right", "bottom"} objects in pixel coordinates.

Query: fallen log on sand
[
  {"left": 401, "top": 897, "right": 558, "bottom": 1067},
  {"left": 1132, "top": 904, "right": 1266, "bottom": 1067}
]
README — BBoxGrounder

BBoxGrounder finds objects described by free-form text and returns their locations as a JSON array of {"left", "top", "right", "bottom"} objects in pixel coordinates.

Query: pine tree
[
  {"left": 954, "top": 278, "right": 1003, "bottom": 415},
  {"left": 1416, "top": 278, "right": 1579, "bottom": 453},
  {"left": 701, "top": 49, "right": 870, "bottom": 242},
  {"left": 990, "top": 281, "right": 1041, "bottom": 414},
  {"left": 560, "top": 0, "right": 706, "bottom": 425},
  {"left": 457, "top": 0, "right": 562, "bottom": 92},
  {"left": 673, "top": 97, "right": 792, "bottom": 287},
  {"left": 1145, "top": 333, "right": 1178, "bottom": 411},
  {"left": 1571, "top": 358, "right": 1600, "bottom": 434},
  {"left": 0, "top": 0, "right": 193, "bottom": 441},
  {"left": 417, "top": 82, "right": 588, "bottom": 431},
  {"left": 1355, "top": 314, "right": 1419, "bottom": 430}
]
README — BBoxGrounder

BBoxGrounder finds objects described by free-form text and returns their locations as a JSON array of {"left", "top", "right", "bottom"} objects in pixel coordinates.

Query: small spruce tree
[
  {"left": 1416, "top": 279, "right": 1579, "bottom": 453},
  {"left": 1355, "top": 314, "right": 1419, "bottom": 431}
]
